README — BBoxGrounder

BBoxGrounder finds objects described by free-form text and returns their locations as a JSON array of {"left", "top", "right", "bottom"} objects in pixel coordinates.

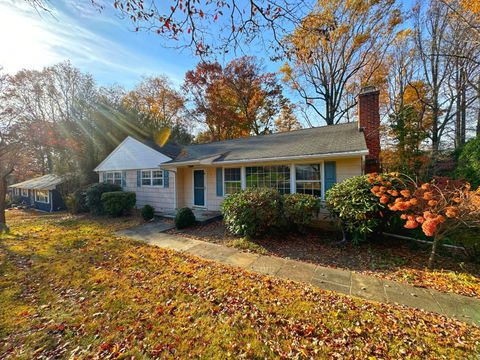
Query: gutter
[{"left": 161, "top": 150, "right": 369, "bottom": 167}]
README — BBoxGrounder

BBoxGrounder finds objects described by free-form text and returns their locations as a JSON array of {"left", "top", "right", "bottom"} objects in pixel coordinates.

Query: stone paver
[
  {"left": 250, "top": 255, "right": 287, "bottom": 276},
  {"left": 351, "top": 273, "right": 387, "bottom": 302},
  {"left": 118, "top": 227, "right": 480, "bottom": 326}
]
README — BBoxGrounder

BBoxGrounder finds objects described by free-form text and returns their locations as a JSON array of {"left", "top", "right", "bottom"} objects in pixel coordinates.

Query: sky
[
  {"left": 0, "top": 0, "right": 414, "bottom": 93},
  {"left": 0, "top": 0, "right": 209, "bottom": 88}
]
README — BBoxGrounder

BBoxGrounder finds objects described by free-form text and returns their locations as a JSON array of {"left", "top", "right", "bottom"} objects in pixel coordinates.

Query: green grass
[{"left": 0, "top": 210, "right": 479, "bottom": 359}]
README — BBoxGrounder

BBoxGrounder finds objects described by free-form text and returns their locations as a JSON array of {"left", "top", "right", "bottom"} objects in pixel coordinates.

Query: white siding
[
  {"left": 99, "top": 170, "right": 176, "bottom": 212},
  {"left": 95, "top": 137, "right": 171, "bottom": 171}
]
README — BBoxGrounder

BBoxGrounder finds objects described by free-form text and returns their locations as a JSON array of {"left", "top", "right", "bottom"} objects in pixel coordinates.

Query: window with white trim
[
  {"left": 142, "top": 170, "right": 163, "bottom": 186},
  {"left": 246, "top": 165, "right": 291, "bottom": 194},
  {"left": 105, "top": 172, "right": 122, "bottom": 186},
  {"left": 21, "top": 189, "right": 28, "bottom": 197},
  {"left": 224, "top": 168, "right": 241, "bottom": 195},
  {"left": 295, "top": 164, "right": 321, "bottom": 197},
  {"left": 35, "top": 190, "right": 49, "bottom": 203}
]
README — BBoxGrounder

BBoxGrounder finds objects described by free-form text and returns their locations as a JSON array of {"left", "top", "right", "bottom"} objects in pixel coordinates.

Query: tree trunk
[
  {"left": 477, "top": 76, "right": 480, "bottom": 137},
  {"left": 0, "top": 175, "right": 8, "bottom": 233},
  {"left": 428, "top": 234, "right": 440, "bottom": 270}
]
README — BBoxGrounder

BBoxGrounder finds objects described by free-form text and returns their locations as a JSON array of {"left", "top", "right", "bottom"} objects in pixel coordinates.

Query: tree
[
  {"left": 274, "top": 102, "right": 302, "bottom": 132},
  {"left": 123, "top": 75, "right": 192, "bottom": 144},
  {"left": 184, "top": 56, "right": 288, "bottom": 141},
  {"left": 0, "top": 69, "right": 24, "bottom": 231},
  {"left": 280, "top": 0, "right": 402, "bottom": 125},
  {"left": 370, "top": 173, "right": 480, "bottom": 269}
]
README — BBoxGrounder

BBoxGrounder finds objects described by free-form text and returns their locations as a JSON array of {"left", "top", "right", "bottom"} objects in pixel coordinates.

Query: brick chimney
[{"left": 358, "top": 86, "right": 380, "bottom": 173}]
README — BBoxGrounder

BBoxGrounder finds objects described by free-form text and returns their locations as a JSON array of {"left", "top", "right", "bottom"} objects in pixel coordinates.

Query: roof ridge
[{"left": 187, "top": 121, "right": 359, "bottom": 148}]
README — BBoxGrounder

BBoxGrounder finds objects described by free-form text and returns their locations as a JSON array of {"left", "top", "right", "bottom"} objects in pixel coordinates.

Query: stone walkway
[{"left": 117, "top": 228, "right": 480, "bottom": 326}]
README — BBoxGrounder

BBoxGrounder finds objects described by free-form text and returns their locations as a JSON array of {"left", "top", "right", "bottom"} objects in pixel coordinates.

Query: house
[
  {"left": 94, "top": 86, "right": 381, "bottom": 213},
  {"left": 8, "top": 174, "right": 67, "bottom": 212}
]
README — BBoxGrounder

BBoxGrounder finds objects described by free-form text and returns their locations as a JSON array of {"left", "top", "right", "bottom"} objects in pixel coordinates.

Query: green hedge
[
  {"left": 222, "top": 188, "right": 283, "bottom": 238},
  {"left": 175, "top": 207, "right": 196, "bottom": 229},
  {"left": 65, "top": 188, "right": 89, "bottom": 214},
  {"left": 141, "top": 205, "right": 155, "bottom": 221},
  {"left": 325, "top": 175, "right": 389, "bottom": 243},
  {"left": 85, "top": 183, "right": 122, "bottom": 215},
  {"left": 283, "top": 193, "right": 320, "bottom": 232},
  {"left": 101, "top": 191, "right": 136, "bottom": 217}
]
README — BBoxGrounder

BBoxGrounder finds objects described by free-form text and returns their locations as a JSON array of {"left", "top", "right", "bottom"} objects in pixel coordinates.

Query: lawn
[
  {"left": 1, "top": 210, "right": 479, "bottom": 359},
  {"left": 170, "top": 220, "right": 480, "bottom": 299}
]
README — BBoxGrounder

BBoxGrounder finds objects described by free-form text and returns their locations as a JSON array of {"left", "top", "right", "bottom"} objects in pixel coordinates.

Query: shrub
[
  {"left": 141, "top": 205, "right": 155, "bottom": 221},
  {"left": 369, "top": 172, "right": 480, "bottom": 268},
  {"left": 101, "top": 191, "right": 136, "bottom": 217},
  {"left": 65, "top": 188, "right": 89, "bottom": 214},
  {"left": 456, "top": 138, "right": 480, "bottom": 188},
  {"left": 175, "top": 207, "right": 196, "bottom": 229},
  {"left": 282, "top": 193, "right": 320, "bottom": 231},
  {"left": 326, "top": 175, "right": 390, "bottom": 243},
  {"left": 85, "top": 183, "right": 122, "bottom": 215},
  {"left": 454, "top": 228, "right": 480, "bottom": 261},
  {"left": 222, "top": 188, "right": 282, "bottom": 238}
]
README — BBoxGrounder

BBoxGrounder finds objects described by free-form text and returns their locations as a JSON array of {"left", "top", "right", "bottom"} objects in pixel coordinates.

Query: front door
[{"left": 193, "top": 170, "right": 205, "bottom": 207}]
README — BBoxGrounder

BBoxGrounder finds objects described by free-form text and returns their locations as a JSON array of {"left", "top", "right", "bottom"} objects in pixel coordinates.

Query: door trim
[{"left": 192, "top": 168, "right": 207, "bottom": 208}]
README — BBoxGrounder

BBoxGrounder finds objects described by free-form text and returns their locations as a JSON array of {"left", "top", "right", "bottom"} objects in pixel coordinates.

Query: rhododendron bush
[{"left": 369, "top": 173, "right": 480, "bottom": 268}]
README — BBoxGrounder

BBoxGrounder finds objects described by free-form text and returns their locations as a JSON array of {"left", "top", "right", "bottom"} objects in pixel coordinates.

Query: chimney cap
[{"left": 359, "top": 86, "right": 379, "bottom": 95}]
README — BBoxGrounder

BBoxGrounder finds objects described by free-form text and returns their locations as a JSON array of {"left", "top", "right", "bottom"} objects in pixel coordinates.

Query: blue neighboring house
[{"left": 8, "top": 174, "right": 66, "bottom": 212}]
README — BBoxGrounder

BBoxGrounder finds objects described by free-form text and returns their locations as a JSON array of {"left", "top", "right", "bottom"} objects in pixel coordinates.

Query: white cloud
[{"left": 0, "top": 0, "right": 183, "bottom": 87}]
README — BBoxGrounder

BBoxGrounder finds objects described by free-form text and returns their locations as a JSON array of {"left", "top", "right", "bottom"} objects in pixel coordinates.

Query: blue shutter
[
  {"left": 163, "top": 170, "right": 169, "bottom": 188},
  {"left": 216, "top": 168, "right": 223, "bottom": 196},
  {"left": 122, "top": 171, "right": 126, "bottom": 188},
  {"left": 137, "top": 170, "right": 141, "bottom": 187},
  {"left": 102, "top": 172, "right": 106, "bottom": 183},
  {"left": 324, "top": 161, "right": 337, "bottom": 194}
]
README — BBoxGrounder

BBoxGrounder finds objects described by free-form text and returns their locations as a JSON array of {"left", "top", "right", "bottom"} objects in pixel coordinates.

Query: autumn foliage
[{"left": 369, "top": 173, "right": 480, "bottom": 267}]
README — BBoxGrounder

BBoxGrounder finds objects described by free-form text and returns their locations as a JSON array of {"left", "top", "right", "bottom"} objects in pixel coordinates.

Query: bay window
[
  {"left": 246, "top": 165, "right": 291, "bottom": 194},
  {"left": 224, "top": 168, "right": 241, "bottom": 195},
  {"left": 295, "top": 164, "right": 321, "bottom": 197}
]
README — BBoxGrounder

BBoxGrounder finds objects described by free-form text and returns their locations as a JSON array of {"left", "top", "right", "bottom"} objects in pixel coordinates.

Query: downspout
[{"left": 50, "top": 191, "right": 53, "bottom": 212}]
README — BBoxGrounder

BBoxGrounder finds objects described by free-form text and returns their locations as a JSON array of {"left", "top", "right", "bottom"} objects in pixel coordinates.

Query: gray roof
[
  {"left": 9, "top": 174, "right": 65, "bottom": 190},
  {"left": 169, "top": 122, "right": 368, "bottom": 164}
]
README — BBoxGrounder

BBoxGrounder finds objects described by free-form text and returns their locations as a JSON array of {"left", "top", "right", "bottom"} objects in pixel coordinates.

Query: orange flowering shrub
[{"left": 368, "top": 173, "right": 480, "bottom": 268}]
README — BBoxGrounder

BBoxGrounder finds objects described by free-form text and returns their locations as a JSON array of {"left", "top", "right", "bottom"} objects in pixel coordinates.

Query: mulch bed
[{"left": 167, "top": 220, "right": 480, "bottom": 298}]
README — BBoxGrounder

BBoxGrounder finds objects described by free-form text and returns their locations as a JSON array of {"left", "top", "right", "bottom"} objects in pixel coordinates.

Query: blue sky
[
  {"left": 0, "top": 0, "right": 277, "bottom": 88},
  {"left": 0, "top": 0, "right": 415, "bottom": 94}
]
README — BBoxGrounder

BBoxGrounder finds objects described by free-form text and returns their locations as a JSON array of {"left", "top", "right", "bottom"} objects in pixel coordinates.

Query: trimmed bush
[
  {"left": 282, "top": 193, "right": 320, "bottom": 231},
  {"left": 65, "top": 188, "right": 89, "bottom": 214},
  {"left": 175, "top": 207, "right": 196, "bottom": 229},
  {"left": 326, "top": 175, "right": 388, "bottom": 243},
  {"left": 101, "top": 191, "right": 136, "bottom": 217},
  {"left": 85, "top": 183, "right": 122, "bottom": 215},
  {"left": 222, "top": 188, "right": 282, "bottom": 238},
  {"left": 141, "top": 205, "right": 155, "bottom": 221}
]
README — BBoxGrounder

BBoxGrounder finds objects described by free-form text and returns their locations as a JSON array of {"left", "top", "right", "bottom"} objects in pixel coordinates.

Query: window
[
  {"left": 295, "top": 164, "right": 321, "bottom": 197},
  {"left": 105, "top": 172, "right": 122, "bottom": 186},
  {"left": 246, "top": 165, "right": 291, "bottom": 194},
  {"left": 21, "top": 189, "right": 28, "bottom": 197},
  {"left": 35, "top": 190, "right": 49, "bottom": 203},
  {"left": 224, "top": 168, "right": 241, "bottom": 195},
  {"left": 142, "top": 170, "right": 163, "bottom": 186}
]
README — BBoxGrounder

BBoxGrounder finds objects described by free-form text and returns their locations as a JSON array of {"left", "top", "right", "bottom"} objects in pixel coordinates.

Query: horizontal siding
[{"left": 99, "top": 170, "right": 176, "bottom": 212}]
